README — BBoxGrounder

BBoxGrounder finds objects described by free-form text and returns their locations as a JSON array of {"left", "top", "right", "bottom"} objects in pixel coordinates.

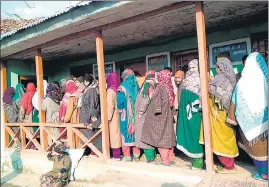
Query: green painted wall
[
  {"left": 7, "top": 21, "right": 267, "bottom": 84},
  {"left": 7, "top": 60, "right": 34, "bottom": 87}
]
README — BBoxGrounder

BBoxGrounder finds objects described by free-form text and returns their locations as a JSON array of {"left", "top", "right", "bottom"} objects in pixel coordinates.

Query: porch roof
[{"left": 1, "top": 1, "right": 268, "bottom": 61}]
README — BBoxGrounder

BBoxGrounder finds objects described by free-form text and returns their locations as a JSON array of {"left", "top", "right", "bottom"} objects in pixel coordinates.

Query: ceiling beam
[{"left": 4, "top": 1, "right": 194, "bottom": 60}]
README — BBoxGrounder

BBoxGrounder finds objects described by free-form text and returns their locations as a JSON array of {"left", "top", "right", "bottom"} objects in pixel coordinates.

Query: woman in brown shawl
[{"left": 141, "top": 70, "right": 176, "bottom": 166}]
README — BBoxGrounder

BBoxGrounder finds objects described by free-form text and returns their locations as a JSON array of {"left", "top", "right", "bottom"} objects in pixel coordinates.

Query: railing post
[
  {"left": 195, "top": 1, "right": 214, "bottom": 173},
  {"left": 35, "top": 49, "right": 47, "bottom": 151},
  {"left": 95, "top": 30, "right": 110, "bottom": 160},
  {"left": 1, "top": 61, "right": 8, "bottom": 150}
]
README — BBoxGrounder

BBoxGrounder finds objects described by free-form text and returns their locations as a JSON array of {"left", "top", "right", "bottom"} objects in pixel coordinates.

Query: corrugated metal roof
[{"left": 1, "top": 1, "right": 92, "bottom": 39}]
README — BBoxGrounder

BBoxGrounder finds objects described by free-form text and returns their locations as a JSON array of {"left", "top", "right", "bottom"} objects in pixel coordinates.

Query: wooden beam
[
  {"left": 35, "top": 48, "right": 47, "bottom": 152},
  {"left": 4, "top": 1, "right": 193, "bottom": 59},
  {"left": 96, "top": 30, "right": 110, "bottom": 160},
  {"left": 1, "top": 61, "right": 8, "bottom": 148},
  {"left": 195, "top": 1, "right": 214, "bottom": 173}
]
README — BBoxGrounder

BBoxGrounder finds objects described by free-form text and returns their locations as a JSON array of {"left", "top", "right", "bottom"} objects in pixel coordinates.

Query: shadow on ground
[
  {"left": 161, "top": 183, "right": 185, "bottom": 187},
  {"left": 1, "top": 148, "right": 23, "bottom": 186}
]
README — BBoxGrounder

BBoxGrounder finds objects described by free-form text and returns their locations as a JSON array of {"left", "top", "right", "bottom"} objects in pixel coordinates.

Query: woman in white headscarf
[
  {"left": 227, "top": 52, "right": 268, "bottom": 181},
  {"left": 32, "top": 80, "right": 48, "bottom": 123}
]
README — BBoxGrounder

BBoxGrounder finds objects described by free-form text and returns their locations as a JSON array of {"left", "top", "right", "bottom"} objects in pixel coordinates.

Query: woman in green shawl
[
  {"left": 176, "top": 59, "right": 204, "bottom": 170},
  {"left": 13, "top": 83, "right": 25, "bottom": 105},
  {"left": 135, "top": 70, "right": 158, "bottom": 162}
]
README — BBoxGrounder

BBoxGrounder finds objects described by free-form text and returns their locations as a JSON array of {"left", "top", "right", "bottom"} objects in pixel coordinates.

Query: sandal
[
  {"left": 121, "top": 156, "right": 132, "bottom": 162},
  {"left": 252, "top": 173, "right": 267, "bottom": 182},
  {"left": 156, "top": 162, "right": 170, "bottom": 167},
  {"left": 216, "top": 167, "right": 237, "bottom": 174}
]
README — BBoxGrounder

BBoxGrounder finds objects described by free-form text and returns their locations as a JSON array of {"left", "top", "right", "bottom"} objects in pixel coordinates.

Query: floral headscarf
[
  {"left": 182, "top": 59, "right": 201, "bottom": 96},
  {"left": 140, "top": 70, "right": 157, "bottom": 99},
  {"left": 157, "top": 70, "right": 175, "bottom": 107}
]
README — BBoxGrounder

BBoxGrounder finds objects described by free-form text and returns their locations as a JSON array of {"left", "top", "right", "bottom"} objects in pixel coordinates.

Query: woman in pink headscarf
[{"left": 106, "top": 72, "right": 122, "bottom": 160}]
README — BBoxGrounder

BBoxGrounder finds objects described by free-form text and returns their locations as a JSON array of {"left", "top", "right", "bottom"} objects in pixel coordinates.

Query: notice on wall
[
  {"left": 93, "top": 62, "right": 115, "bottom": 79},
  {"left": 209, "top": 38, "right": 251, "bottom": 68},
  {"left": 146, "top": 52, "right": 171, "bottom": 72}
]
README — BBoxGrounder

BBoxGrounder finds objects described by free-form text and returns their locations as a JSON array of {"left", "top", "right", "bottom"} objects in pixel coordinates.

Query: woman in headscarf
[
  {"left": 200, "top": 57, "right": 238, "bottom": 173},
  {"left": 134, "top": 70, "right": 158, "bottom": 163},
  {"left": 32, "top": 80, "right": 48, "bottom": 123},
  {"left": 64, "top": 76, "right": 85, "bottom": 124},
  {"left": 176, "top": 59, "right": 204, "bottom": 169},
  {"left": 41, "top": 83, "right": 61, "bottom": 123},
  {"left": 117, "top": 69, "right": 140, "bottom": 161},
  {"left": 227, "top": 52, "right": 268, "bottom": 181},
  {"left": 40, "top": 142, "right": 71, "bottom": 187},
  {"left": 41, "top": 83, "right": 62, "bottom": 144},
  {"left": 106, "top": 72, "right": 121, "bottom": 160},
  {"left": 19, "top": 83, "right": 36, "bottom": 123},
  {"left": 141, "top": 70, "right": 176, "bottom": 166},
  {"left": 13, "top": 83, "right": 25, "bottom": 105},
  {"left": 3, "top": 87, "right": 19, "bottom": 123},
  {"left": 59, "top": 80, "right": 77, "bottom": 123},
  {"left": 80, "top": 74, "right": 102, "bottom": 154}
]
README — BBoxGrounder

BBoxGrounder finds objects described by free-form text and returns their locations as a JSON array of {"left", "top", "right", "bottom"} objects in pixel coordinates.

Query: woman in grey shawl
[{"left": 200, "top": 57, "right": 239, "bottom": 174}]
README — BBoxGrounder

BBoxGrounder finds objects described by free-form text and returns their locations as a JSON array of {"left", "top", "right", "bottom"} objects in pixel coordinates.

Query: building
[{"left": 1, "top": 1, "right": 268, "bottom": 173}]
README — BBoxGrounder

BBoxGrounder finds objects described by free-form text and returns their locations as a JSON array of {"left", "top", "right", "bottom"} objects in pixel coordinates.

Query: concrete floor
[{"left": 1, "top": 153, "right": 267, "bottom": 187}]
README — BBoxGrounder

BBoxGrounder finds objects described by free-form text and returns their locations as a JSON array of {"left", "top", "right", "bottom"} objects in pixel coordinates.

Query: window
[{"left": 173, "top": 51, "right": 198, "bottom": 73}]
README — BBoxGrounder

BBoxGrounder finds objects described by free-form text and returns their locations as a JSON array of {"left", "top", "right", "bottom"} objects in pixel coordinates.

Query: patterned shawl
[
  {"left": 20, "top": 83, "right": 36, "bottom": 115},
  {"left": 118, "top": 69, "right": 138, "bottom": 125},
  {"left": 107, "top": 72, "right": 119, "bottom": 93},
  {"left": 140, "top": 70, "right": 157, "bottom": 99},
  {"left": 182, "top": 59, "right": 201, "bottom": 96},
  {"left": 46, "top": 83, "right": 62, "bottom": 103},
  {"left": 59, "top": 80, "right": 77, "bottom": 122},
  {"left": 157, "top": 70, "right": 175, "bottom": 107},
  {"left": 232, "top": 52, "right": 268, "bottom": 142},
  {"left": 13, "top": 83, "right": 25, "bottom": 103},
  {"left": 209, "top": 58, "right": 236, "bottom": 110},
  {"left": 3, "top": 87, "right": 15, "bottom": 105}
]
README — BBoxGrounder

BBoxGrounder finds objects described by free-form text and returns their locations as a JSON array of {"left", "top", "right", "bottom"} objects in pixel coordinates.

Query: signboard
[
  {"left": 146, "top": 52, "right": 171, "bottom": 72},
  {"left": 209, "top": 38, "right": 251, "bottom": 68},
  {"left": 93, "top": 62, "right": 115, "bottom": 79}
]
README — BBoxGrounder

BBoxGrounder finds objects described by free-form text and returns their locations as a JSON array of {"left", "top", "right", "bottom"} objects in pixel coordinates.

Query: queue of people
[{"left": 2, "top": 52, "right": 268, "bottom": 183}]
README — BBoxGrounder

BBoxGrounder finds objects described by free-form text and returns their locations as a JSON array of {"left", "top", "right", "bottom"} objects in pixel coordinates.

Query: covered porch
[{"left": 1, "top": 0, "right": 268, "bottom": 175}]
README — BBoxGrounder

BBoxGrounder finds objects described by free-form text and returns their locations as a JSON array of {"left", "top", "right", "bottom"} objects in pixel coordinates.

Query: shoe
[
  {"left": 192, "top": 166, "right": 203, "bottom": 170},
  {"left": 146, "top": 158, "right": 156, "bottom": 164},
  {"left": 122, "top": 156, "right": 132, "bottom": 162},
  {"left": 252, "top": 173, "right": 267, "bottom": 182},
  {"left": 170, "top": 161, "right": 175, "bottom": 165},
  {"left": 133, "top": 154, "right": 140, "bottom": 162},
  {"left": 156, "top": 162, "right": 170, "bottom": 166},
  {"left": 216, "top": 167, "right": 237, "bottom": 174},
  {"left": 113, "top": 158, "right": 121, "bottom": 161}
]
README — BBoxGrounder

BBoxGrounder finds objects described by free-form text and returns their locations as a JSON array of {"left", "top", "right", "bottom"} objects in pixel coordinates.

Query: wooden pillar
[
  {"left": 95, "top": 30, "right": 110, "bottom": 160},
  {"left": 1, "top": 61, "right": 8, "bottom": 149},
  {"left": 35, "top": 49, "right": 47, "bottom": 151},
  {"left": 195, "top": 1, "right": 214, "bottom": 173}
]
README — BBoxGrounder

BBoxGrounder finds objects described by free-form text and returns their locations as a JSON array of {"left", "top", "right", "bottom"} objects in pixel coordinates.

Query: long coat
[
  {"left": 141, "top": 85, "right": 176, "bottom": 148},
  {"left": 107, "top": 88, "right": 121, "bottom": 149},
  {"left": 134, "top": 94, "right": 154, "bottom": 149}
]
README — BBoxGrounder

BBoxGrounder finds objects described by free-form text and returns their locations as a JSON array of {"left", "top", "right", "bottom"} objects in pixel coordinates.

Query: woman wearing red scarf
[{"left": 19, "top": 83, "right": 36, "bottom": 123}]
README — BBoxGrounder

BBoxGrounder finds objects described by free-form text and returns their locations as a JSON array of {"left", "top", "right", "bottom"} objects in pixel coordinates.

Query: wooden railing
[{"left": 4, "top": 123, "right": 103, "bottom": 158}]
